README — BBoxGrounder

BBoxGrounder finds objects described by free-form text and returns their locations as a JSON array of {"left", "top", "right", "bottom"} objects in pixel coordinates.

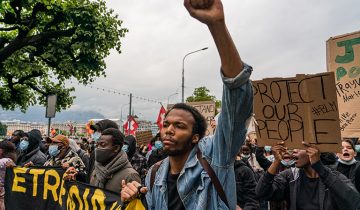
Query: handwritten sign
[
  {"left": 168, "top": 101, "right": 216, "bottom": 136},
  {"left": 136, "top": 130, "right": 153, "bottom": 145},
  {"left": 327, "top": 31, "right": 360, "bottom": 138},
  {"left": 253, "top": 72, "right": 341, "bottom": 152}
]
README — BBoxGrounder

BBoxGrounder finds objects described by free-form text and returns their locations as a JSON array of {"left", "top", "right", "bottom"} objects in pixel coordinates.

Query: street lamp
[
  {"left": 182, "top": 47, "right": 208, "bottom": 102},
  {"left": 167, "top": 92, "right": 178, "bottom": 105}
]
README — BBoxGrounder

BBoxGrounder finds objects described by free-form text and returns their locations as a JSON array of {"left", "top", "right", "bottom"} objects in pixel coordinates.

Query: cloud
[{"left": 25, "top": 0, "right": 360, "bottom": 122}]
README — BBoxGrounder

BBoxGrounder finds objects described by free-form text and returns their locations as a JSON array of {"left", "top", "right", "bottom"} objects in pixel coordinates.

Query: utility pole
[{"left": 128, "top": 93, "right": 132, "bottom": 135}]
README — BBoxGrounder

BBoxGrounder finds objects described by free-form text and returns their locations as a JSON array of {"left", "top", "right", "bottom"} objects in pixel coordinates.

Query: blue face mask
[
  {"left": 19, "top": 140, "right": 29, "bottom": 151},
  {"left": 264, "top": 146, "right": 272, "bottom": 152},
  {"left": 355, "top": 145, "right": 360, "bottom": 153},
  {"left": 92, "top": 132, "right": 101, "bottom": 142},
  {"left": 49, "top": 145, "right": 60, "bottom": 157},
  {"left": 122, "top": 145, "right": 129, "bottom": 153},
  {"left": 155, "top": 141, "right": 163, "bottom": 149},
  {"left": 281, "top": 159, "right": 295, "bottom": 167}
]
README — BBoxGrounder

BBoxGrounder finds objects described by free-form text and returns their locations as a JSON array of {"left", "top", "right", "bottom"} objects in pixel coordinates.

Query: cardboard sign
[
  {"left": 253, "top": 72, "right": 341, "bottom": 152},
  {"left": 327, "top": 31, "right": 360, "bottom": 138},
  {"left": 136, "top": 130, "right": 153, "bottom": 145},
  {"left": 167, "top": 101, "right": 216, "bottom": 136}
]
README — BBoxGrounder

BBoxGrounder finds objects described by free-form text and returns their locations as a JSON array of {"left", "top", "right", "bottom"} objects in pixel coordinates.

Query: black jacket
[
  {"left": 16, "top": 130, "right": 46, "bottom": 166},
  {"left": 336, "top": 161, "right": 360, "bottom": 193},
  {"left": 256, "top": 161, "right": 360, "bottom": 210},
  {"left": 234, "top": 159, "right": 260, "bottom": 210}
]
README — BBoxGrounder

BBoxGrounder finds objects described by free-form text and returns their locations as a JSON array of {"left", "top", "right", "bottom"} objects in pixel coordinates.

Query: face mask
[
  {"left": 264, "top": 146, "right": 272, "bottom": 152},
  {"left": 241, "top": 154, "right": 250, "bottom": 159},
  {"left": 281, "top": 159, "right": 295, "bottom": 167},
  {"left": 19, "top": 140, "right": 29, "bottom": 151},
  {"left": 49, "top": 145, "right": 60, "bottom": 157},
  {"left": 155, "top": 141, "right": 163, "bottom": 149},
  {"left": 122, "top": 145, "right": 129, "bottom": 153},
  {"left": 92, "top": 132, "right": 101, "bottom": 142},
  {"left": 355, "top": 145, "right": 360, "bottom": 153},
  {"left": 95, "top": 147, "right": 117, "bottom": 164}
]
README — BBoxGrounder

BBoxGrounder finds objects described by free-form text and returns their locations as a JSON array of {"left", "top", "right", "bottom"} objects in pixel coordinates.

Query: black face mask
[{"left": 95, "top": 147, "right": 118, "bottom": 164}]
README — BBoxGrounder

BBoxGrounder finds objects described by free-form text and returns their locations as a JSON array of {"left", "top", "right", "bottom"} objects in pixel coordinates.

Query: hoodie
[{"left": 16, "top": 129, "right": 46, "bottom": 166}]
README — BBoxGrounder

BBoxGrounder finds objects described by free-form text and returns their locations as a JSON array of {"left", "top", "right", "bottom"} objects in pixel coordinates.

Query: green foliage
[
  {"left": 186, "top": 86, "right": 221, "bottom": 110},
  {"left": 0, "top": 0, "right": 128, "bottom": 111},
  {"left": 0, "top": 122, "right": 7, "bottom": 136}
]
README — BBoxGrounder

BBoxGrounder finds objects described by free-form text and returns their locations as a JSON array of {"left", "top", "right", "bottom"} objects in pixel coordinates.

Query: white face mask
[
  {"left": 92, "top": 132, "right": 101, "bottom": 142},
  {"left": 241, "top": 154, "right": 251, "bottom": 159}
]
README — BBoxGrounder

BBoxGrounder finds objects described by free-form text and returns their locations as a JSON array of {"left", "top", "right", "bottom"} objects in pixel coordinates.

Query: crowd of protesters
[{"left": 1, "top": 0, "right": 360, "bottom": 210}]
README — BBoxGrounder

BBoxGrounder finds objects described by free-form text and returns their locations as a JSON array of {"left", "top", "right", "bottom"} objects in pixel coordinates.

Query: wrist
[{"left": 207, "top": 19, "right": 226, "bottom": 30}]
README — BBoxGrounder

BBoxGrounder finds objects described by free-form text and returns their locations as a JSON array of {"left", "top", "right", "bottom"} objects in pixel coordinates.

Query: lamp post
[{"left": 182, "top": 47, "right": 208, "bottom": 103}]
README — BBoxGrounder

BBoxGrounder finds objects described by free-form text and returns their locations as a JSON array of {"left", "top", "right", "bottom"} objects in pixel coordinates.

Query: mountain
[{"left": 0, "top": 106, "right": 105, "bottom": 123}]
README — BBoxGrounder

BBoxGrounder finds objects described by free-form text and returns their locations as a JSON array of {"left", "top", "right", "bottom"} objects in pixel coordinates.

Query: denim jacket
[{"left": 145, "top": 64, "right": 253, "bottom": 210}]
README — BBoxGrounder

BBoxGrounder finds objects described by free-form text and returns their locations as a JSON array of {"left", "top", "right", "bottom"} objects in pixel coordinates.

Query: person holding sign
[
  {"left": 256, "top": 142, "right": 360, "bottom": 210},
  {"left": 121, "top": 0, "right": 253, "bottom": 209}
]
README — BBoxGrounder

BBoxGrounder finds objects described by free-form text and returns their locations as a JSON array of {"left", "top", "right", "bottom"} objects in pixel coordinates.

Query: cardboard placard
[
  {"left": 253, "top": 72, "right": 341, "bottom": 152},
  {"left": 167, "top": 101, "right": 216, "bottom": 136},
  {"left": 135, "top": 130, "right": 153, "bottom": 145},
  {"left": 327, "top": 31, "right": 360, "bottom": 138}
]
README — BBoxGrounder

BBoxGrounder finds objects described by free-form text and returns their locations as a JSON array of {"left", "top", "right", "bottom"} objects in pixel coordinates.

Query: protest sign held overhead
[
  {"left": 5, "top": 167, "right": 124, "bottom": 210},
  {"left": 253, "top": 72, "right": 341, "bottom": 152},
  {"left": 327, "top": 30, "right": 360, "bottom": 138},
  {"left": 168, "top": 101, "right": 216, "bottom": 136}
]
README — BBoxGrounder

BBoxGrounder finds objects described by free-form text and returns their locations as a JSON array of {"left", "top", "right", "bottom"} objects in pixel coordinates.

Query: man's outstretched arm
[{"left": 184, "top": 0, "right": 243, "bottom": 78}]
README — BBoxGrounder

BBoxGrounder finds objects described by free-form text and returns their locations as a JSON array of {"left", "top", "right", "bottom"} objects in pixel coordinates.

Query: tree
[
  {"left": 186, "top": 86, "right": 221, "bottom": 109},
  {"left": 0, "top": 0, "right": 128, "bottom": 111},
  {"left": 0, "top": 122, "right": 7, "bottom": 136}
]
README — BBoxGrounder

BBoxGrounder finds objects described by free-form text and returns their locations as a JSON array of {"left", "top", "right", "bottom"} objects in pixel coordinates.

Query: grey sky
[{"left": 67, "top": 0, "right": 360, "bottom": 122}]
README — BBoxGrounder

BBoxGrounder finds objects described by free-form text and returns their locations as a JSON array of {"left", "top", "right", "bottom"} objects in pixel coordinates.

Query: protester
[
  {"left": 336, "top": 139, "right": 360, "bottom": 192},
  {"left": 355, "top": 139, "right": 360, "bottom": 161},
  {"left": 10, "top": 129, "right": 25, "bottom": 156},
  {"left": 234, "top": 151, "right": 260, "bottom": 210},
  {"left": 256, "top": 141, "right": 360, "bottom": 210},
  {"left": 69, "top": 139, "right": 90, "bottom": 174},
  {"left": 241, "top": 145, "right": 263, "bottom": 174},
  {"left": 121, "top": 0, "right": 254, "bottom": 209},
  {"left": 88, "top": 119, "right": 119, "bottom": 177},
  {"left": 147, "top": 136, "right": 167, "bottom": 168},
  {"left": 43, "top": 134, "right": 87, "bottom": 182},
  {"left": 122, "top": 135, "right": 148, "bottom": 185},
  {"left": 90, "top": 128, "right": 140, "bottom": 194},
  {"left": 16, "top": 129, "right": 47, "bottom": 167},
  {"left": 0, "top": 140, "right": 17, "bottom": 209}
]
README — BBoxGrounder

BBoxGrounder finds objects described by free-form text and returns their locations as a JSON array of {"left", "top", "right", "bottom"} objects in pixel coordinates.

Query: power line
[{"left": 69, "top": 81, "right": 163, "bottom": 104}]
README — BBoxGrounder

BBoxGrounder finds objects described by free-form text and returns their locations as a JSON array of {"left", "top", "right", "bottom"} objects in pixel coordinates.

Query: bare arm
[{"left": 184, "top": 0, "right": 243, "bottom": 78}]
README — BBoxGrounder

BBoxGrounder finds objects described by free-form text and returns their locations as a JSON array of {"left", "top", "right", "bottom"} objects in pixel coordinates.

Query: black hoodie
[
  {"left": 124, "top": 135, "right": 137, "bottom": 159},
  {"left": 16, "top": 129, "right": 47, "bottom": 166}
]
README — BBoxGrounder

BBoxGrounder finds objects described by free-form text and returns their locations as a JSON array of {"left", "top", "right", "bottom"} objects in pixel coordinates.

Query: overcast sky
[{"left": 66, "top": 0, "right": 359, "bottom": 122}]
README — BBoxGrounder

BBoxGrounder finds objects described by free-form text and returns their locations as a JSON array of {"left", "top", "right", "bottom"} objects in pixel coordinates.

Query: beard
[{"left": 163, "top": 136, "right": 195, "bottom": 157}]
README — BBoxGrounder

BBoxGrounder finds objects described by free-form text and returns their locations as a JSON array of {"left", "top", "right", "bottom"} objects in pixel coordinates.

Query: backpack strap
[
  {"left": 196, "top": 149, "right": 229, "bottom": 208},
  {"left": 150, "top": 160, "right": 163, "bottom": 191}
]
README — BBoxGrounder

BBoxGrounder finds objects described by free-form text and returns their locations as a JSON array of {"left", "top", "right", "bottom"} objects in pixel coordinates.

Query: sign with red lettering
[
  {"left": 253, "top": 72, "right": 341, "bottom": 152},
  {"left": 327, "top": 31, "right": 360, "bottom": 138}
]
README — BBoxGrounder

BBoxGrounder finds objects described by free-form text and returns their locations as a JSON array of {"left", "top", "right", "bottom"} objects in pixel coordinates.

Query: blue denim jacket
[{"left": 145, "top": 64, "right": 253, "bottom": 210}]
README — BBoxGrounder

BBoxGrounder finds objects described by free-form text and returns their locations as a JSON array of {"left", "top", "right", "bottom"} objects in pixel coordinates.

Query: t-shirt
[
  {"left": 167, "top": 173, "right": 185, "bottom": 210},
  {"left": 296, "top": 173, "right": 320, "bottom": 210}
]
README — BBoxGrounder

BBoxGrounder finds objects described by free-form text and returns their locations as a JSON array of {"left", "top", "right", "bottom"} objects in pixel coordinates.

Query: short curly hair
[{"left": 166, "top": 103, "right": 207, "bottom": 140}]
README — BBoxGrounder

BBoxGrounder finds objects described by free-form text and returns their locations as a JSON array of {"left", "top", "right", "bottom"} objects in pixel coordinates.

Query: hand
[
  {"left": 61, "top": 162, "right": 70, "bottom": 169},
  {"left": 236, "top": 205, "right": 243, "bottom": 210},
  {"left": 184, "top": 0, "right": 224, "bottom": 25},
  {"left": 272, "top": 142, "right": 287, "bottom": 161},
  {"left": 24, "top": 161, "right": 34, "bottom": 167},
  {"left": 5, "top": 160, "right": 15, "bottom": 168},
  {"left": 302, "top": 142, "right": 321, "bottom": 165},
  {"left": 121, "top": 180, "right": 148, "bottom": 202},
  {"left": 64, "top": 167, "right": 77, "bottom": 181}
]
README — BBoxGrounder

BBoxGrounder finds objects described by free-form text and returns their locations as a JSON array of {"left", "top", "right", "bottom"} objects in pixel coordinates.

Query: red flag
[
  {"left": 123, "top": 116, "right": 139, "bottom": 135},
  {"left": 156, "top": 106, "right": 166, "bottom": 130}
]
